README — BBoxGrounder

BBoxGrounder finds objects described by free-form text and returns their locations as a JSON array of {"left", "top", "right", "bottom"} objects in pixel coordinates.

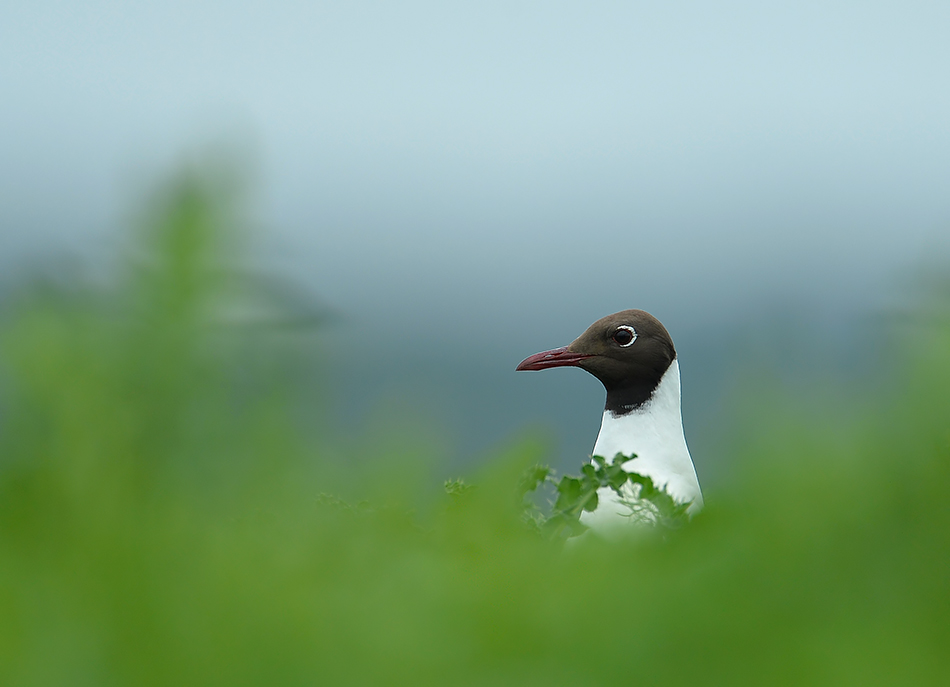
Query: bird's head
[{"left": 516, "top": 309, "right": 676, "bottom": 413}]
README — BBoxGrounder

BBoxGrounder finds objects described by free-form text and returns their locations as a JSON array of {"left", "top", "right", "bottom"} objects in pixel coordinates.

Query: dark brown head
[{"left": 516, "top": 309, "right": 676, "bottom": 414}]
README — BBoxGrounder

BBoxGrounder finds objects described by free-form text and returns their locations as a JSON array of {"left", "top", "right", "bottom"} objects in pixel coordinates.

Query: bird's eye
[{"left": 612, "top": 326, "right": 637, "bottom": 347}]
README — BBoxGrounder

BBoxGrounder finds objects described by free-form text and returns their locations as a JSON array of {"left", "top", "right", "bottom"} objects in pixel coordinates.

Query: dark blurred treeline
[{"left": 0, "top": 168, "right": 947, "bottom": 685}]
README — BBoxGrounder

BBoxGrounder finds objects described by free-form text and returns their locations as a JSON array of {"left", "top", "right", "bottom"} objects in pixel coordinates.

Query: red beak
[{"left": 516, "top": 346, "right": 593, "bottom": 371}]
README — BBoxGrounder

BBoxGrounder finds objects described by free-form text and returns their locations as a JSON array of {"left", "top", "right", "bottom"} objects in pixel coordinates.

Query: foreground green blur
[{"left": 1, "top": 170, "right": 947, "bottom": 686}]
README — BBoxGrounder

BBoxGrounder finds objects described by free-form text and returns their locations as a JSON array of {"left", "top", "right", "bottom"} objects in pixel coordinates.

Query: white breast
[{"left": 580, "top": 360, "right": 703, "bottom": 531}]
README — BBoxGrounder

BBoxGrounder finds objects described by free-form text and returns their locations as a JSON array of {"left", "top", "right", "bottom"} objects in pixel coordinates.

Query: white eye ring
[{"left": 613, "top": 325, "right": 637, "bottom": 347}]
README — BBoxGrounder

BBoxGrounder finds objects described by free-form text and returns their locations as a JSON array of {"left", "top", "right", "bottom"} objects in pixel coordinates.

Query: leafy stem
[{"left": 520, "top": 454, "right": 693, "bottom": 539}]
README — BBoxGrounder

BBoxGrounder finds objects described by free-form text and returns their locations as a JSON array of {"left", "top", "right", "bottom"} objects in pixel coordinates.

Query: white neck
[{"left": 584, "top": 360, "right": 703, "bottom": 527}]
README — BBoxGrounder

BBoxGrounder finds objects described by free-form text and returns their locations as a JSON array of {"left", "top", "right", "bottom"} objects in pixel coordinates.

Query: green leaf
[
  {"left": 554, "top": 476, "right": 582, "bottom": 512},
  {"left": 518, "top": 464, "right": 553, "bottom": 497},
  {"left": 607, "top": 466, "right": 629, "bottom": 490}
]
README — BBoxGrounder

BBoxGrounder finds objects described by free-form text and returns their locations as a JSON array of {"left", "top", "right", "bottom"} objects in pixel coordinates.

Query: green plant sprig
[{"left": 518, "top": 454, "right": 693, "bottom": 539}]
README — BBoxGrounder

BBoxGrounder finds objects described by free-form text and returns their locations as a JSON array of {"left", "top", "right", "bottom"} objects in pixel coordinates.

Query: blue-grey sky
[
  {"left": 2, "top": 2, "right": 949, "bottom": 470},
  {"left": 3, "top": 3, "right": 949, "bottom": 340}
]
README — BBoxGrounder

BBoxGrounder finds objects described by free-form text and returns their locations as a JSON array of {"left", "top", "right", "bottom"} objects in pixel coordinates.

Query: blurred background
[
  {"left": 3, "top": 1, "right": 949, "bottom": 482},
  {"left": 2, "top": 3, "right": 950, "bottom": 685}
]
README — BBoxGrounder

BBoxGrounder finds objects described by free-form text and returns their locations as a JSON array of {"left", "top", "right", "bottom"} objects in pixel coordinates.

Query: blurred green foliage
[{"left": 0, "top": 168, "right": 947, "bottom": 686}]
